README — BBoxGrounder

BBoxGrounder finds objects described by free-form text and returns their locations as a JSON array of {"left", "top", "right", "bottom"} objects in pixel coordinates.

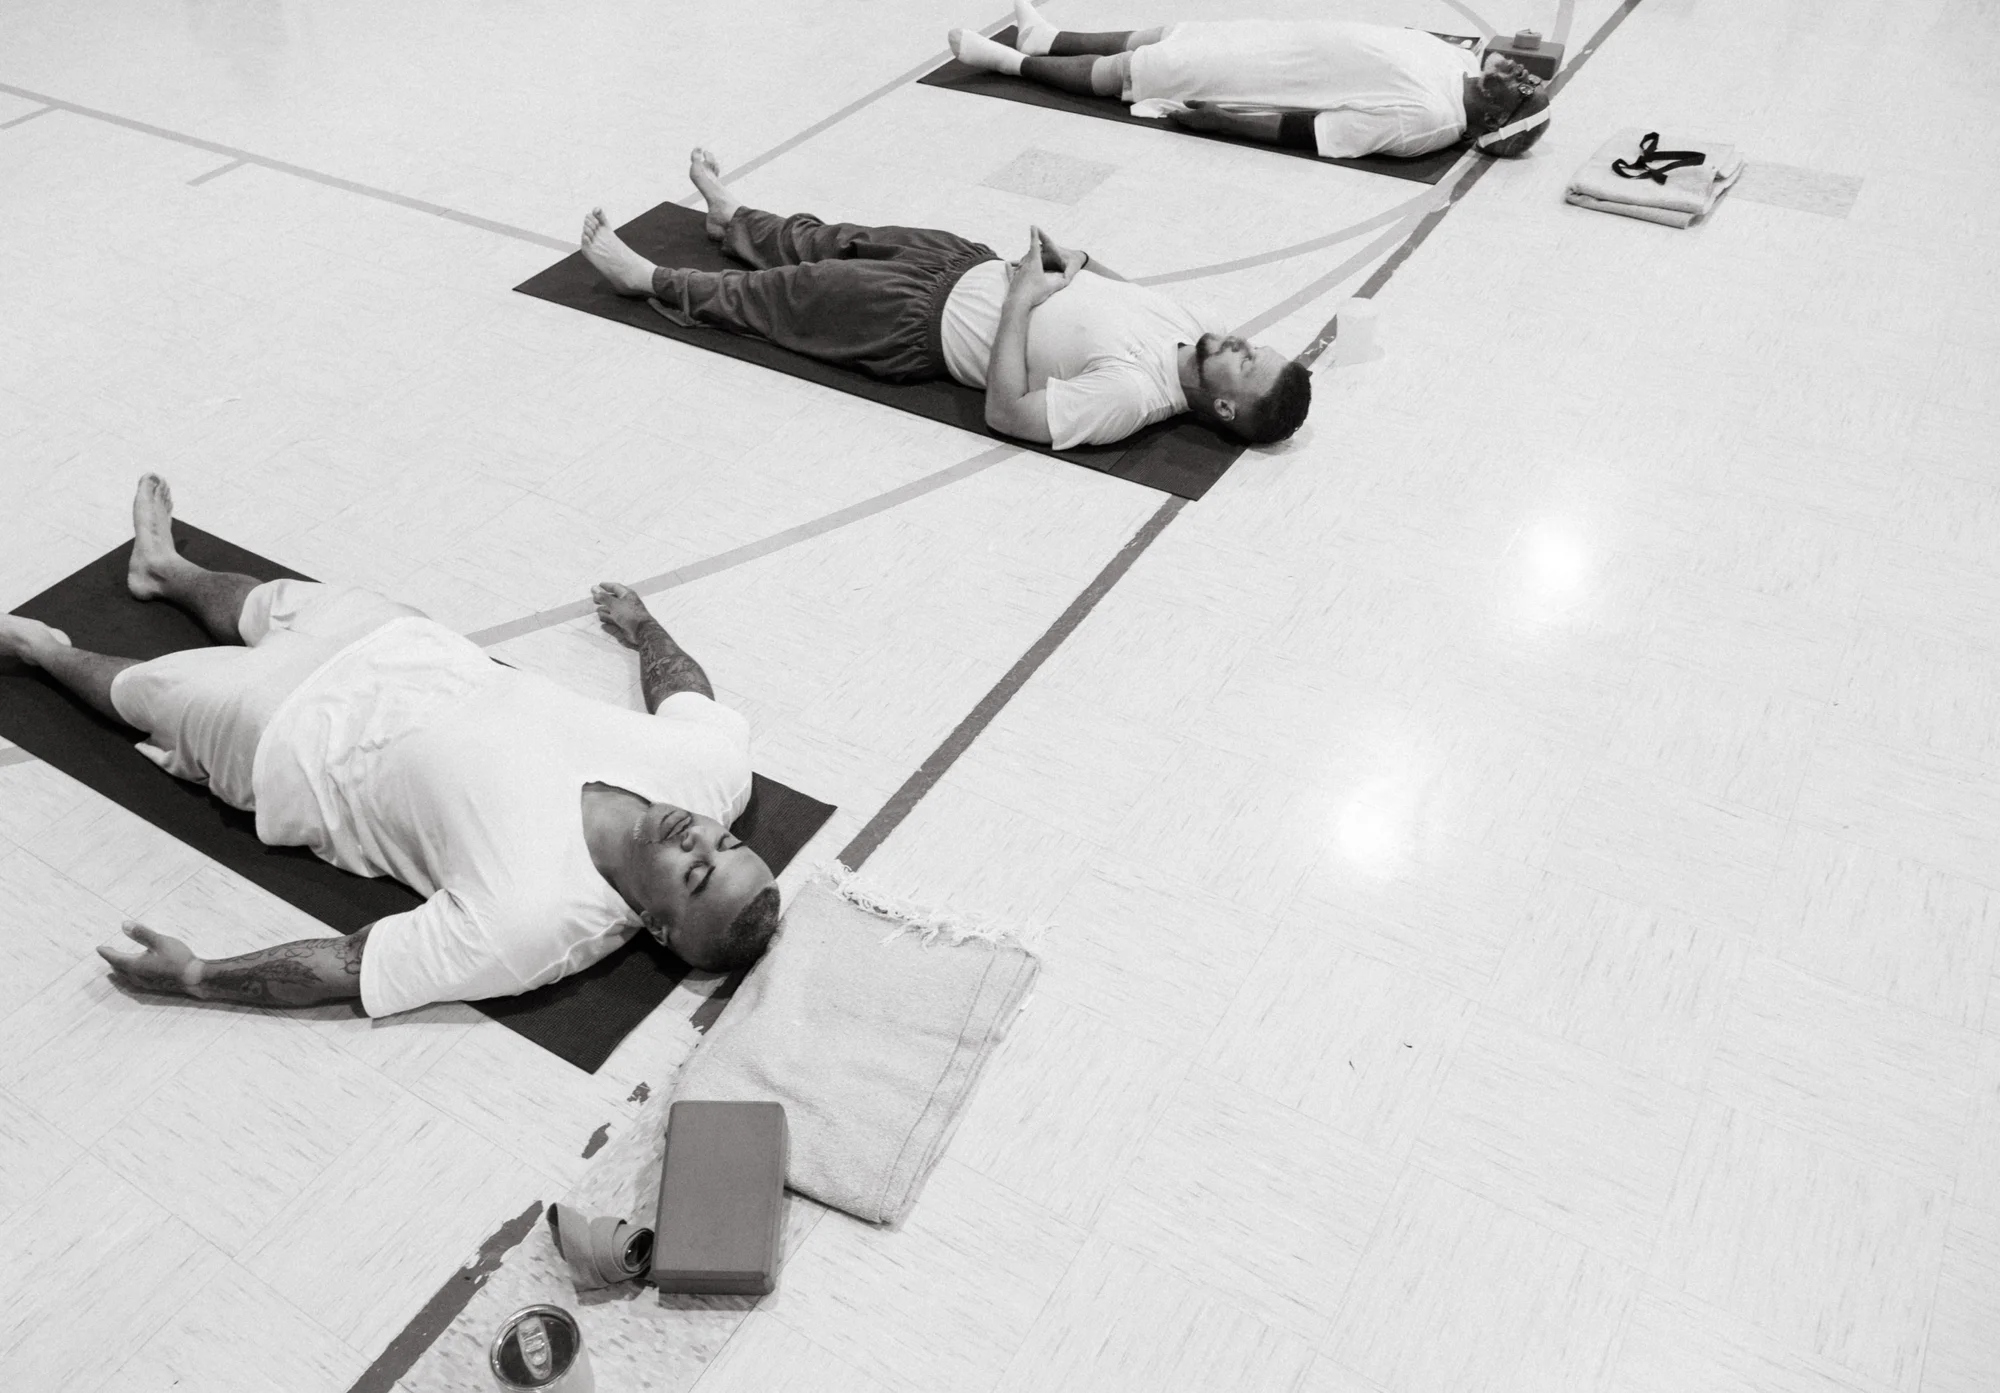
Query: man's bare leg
[
  {"left": 0, "top": 474, "right": 260, "bottom": 720},
  {"left": 0, "top": 616, "right": 135, "bottom": 721},
  {"left": 127, "top": 473, "right": 261, "bottom": 644}
]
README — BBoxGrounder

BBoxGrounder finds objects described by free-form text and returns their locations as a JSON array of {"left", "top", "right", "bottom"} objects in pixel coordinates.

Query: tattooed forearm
[
  {"left": 635, "top": 619, "right": 714, "bottom": 709},
  {"left": 190, "top": 927, "right": 370, "bottom": 1007}
]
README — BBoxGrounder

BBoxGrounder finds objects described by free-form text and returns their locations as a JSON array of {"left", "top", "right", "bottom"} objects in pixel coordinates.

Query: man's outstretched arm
[
  {"left": 98, "top": 922, "right": 369, "bottom": 1007},
  {"left": 1166, "top": 101, "right": 1289, "bottom": 145},
  {"left": 591, "top": 582, "right": 714, "bottom": 709}
]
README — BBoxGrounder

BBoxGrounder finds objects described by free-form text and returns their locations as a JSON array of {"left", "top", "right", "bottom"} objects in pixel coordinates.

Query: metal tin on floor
[{"left": 490, "top": 1304, "right": 593, "bottom": 1392}]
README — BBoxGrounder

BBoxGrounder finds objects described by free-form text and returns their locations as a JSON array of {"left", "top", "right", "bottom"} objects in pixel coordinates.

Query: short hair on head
[
  {"left": 1228, "top": 358, "right": 1313, "bottom": 444},
  {"left": 701, "top": 883, "right": 782, "bottom": 972},
  {"left": 1473, "top": 59, "right": 1551, "bottom": 158},
  {"left": 1481, "top": 88, "right": 1551, "bottom": 158}
]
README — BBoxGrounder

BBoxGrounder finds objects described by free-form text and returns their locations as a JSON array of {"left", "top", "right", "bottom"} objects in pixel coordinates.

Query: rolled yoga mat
[
  {"left": 916, "top": 27, "right": 1477, "bottom": 186},
  {"left": 0, "top": 524, "right": 837, "bottom": 1073},
  {"left": 513, "top": 201, "right": 1247, "bottom": 502}
]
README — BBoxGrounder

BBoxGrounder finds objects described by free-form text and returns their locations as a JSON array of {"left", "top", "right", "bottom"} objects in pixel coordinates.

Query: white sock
[
  {"left": 1012, "top": 0, "right": 1060, "bottom": 55},
  {"left": 951, "top": 28, "right": 1025, "bottom": 75}
]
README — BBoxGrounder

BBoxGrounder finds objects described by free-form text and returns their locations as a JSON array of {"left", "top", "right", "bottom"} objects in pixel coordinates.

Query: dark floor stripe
[
  {"left": 0, "top": 81, "right": 572, "bottom": 251},
  {"left": 837, "top": 494, "right": 1187, "bottom": 871},
  {"left": 1547, "top": 0, "right": 1647, "bottom": 100},
  {"left": 187, "top": 157, "right": 247, "bottom": 187},
  {"left": 346, "top": 1199, "right": 544, "bottom": 1393}
]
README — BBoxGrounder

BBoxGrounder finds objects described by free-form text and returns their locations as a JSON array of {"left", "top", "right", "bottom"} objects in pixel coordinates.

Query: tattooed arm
[
  {"left": 590, "top": 581, "right": 714, "bottom": 709},
  {"left": 97, "top": 922, "right": 369, "bottom": 1007}
]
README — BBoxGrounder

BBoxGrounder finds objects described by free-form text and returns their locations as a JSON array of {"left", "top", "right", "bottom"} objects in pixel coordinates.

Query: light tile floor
[{"left": 2, "top": 0, "right": 1997, "bottom": 1388}]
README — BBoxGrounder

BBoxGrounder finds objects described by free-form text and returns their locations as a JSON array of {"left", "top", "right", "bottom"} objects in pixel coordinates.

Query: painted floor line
[
  {"left": 186, "top": 157, "right": 245, "bottom": 187},
  {"left": 1236, "top": 206, "right": 1431, "bottom": 342},
  {"left": 0, "top": 80, "right": 572, "bottom": 251},
  {"left": 675, "top": 11, "right": 1022, "bottom": 209},
  {"left": 0, "top": 104, "right": 54, "bottom": 129},
  {"left": 1135, "top": 171, "right": 1459, "bottom": 287},
  {"left": 838, "top": 493, "right": 1187, "bottom": 870},
  {"left": 1553, "top": 0, "right": 1580, "bottom": 50},
  {"left": 469, "top": 443, "right": 1019, "bottom": 646},
  {"left": 1434, "top": 0, "right": 1498, "bottom": 40}
]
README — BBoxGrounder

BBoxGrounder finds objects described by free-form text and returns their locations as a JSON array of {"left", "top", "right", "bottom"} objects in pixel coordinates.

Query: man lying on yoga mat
[
  {"left": 949, "top": 1, "right": 1552, "bottom": 160},
  {"left": 577, "top": 149, "right": 1312, "bottom": 449},
  {"left": 0, "top": 476, "right": 781, "bottom": 1014}
]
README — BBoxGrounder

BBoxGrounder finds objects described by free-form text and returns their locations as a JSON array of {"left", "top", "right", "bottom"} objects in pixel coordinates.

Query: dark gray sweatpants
[{"left": 649, "top": 208, "right": 998, "bottom": 383}]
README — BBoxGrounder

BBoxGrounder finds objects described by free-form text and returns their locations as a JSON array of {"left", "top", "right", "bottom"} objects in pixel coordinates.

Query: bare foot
[
  {"left": 591, "top": 582, "right": 656, "bottom": 650},
  {"left": 688, "top": 148, "right": 741, "bottom": 240},
  {"left": 128, "top": 473, "right": 184, "bottom": 601},
  {"left": 0, "top": 615, "right": 71, "bottom": 667},
  {"left": 580, "top": 208, "right": 658, "bottom": 297}
]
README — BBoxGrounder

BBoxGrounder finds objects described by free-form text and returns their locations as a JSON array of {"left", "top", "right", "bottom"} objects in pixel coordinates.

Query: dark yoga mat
[
  {"left": 917, "top": 27, "right": 1475, "bottom": 186},
  {"left": 514, "top": 202, "right": 1245, "bottom": 502},
  {"left": 0, "top": 525, "right": 837, "bottom": 1073}
]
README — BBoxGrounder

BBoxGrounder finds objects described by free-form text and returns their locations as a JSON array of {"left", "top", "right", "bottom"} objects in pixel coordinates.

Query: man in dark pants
[{"left": 578, "top": 149, "right": 1312, "bottom": 449}]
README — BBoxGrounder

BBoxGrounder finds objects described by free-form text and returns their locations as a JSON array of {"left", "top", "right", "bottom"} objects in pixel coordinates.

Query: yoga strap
[
  {"left": 1611, "top": 131, "right": 1706, "bottom": 182},
  {"left": 1474, "top": 104, "right": 1551, "bottom": 149}
]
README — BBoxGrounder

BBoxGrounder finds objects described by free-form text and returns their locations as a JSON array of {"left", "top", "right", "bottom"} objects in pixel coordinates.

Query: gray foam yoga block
[{"left": 650, "top": 1101, "right": 789, "bottom": 1295}]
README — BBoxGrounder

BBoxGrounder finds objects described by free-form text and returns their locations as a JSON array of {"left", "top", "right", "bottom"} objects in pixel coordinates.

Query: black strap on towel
[{"left": 1612, "top": 131, "right": 1706, "bottom": 183}]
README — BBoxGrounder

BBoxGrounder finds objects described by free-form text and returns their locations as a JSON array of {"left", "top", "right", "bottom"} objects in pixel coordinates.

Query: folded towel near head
[
  {"left": 671, "top": 868, "right": 1042, "bottom": 1226},
  {"left": 1567, "top": 127, "right": 1744, "bottom": 228}
]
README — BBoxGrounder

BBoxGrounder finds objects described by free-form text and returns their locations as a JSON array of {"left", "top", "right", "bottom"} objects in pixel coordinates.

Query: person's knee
[
  {"left": 1090, "top": 52, "right": 1130, "bottom": 97},
  {"left": 105, "top": 663, "right": 148, "bottom": 729},
  {"left": 1122, "top": 26, "right": 1166, "bottom": 50},
  {"left": 232, "top": 578, "right": 295, "bottom": 647}
]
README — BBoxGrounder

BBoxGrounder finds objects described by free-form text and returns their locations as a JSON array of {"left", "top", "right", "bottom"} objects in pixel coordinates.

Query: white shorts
[
  {"left": 1125, "top": 22, "right": 1324, "bottom": 106},
  {"left": 109, "top": 581, "right": 426, "bottom": 809}
]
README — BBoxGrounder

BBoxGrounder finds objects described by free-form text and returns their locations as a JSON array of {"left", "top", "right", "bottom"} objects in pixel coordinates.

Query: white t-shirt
[
  {"left": 250, "top": 617, "right": 754, "bottom": 1017},
  {"left": 1129, "top": 21, "right": 1476, "bottom": 160},
  {"left": 939, "top": 260, "right": 1224, "bottom": 449}
]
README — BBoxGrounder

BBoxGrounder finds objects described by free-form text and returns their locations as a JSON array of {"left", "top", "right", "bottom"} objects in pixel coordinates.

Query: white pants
[{"left": 108, "top": 581, "right": 425, "bottom": 809}]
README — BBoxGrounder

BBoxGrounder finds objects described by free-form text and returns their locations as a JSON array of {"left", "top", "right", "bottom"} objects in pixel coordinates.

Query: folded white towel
[
  {"left": 672, "top": 868, "right": 1042, "bottom": 1225},
  {"left": 1567, "top": 127, "right": 1744, "bottom": 227}
]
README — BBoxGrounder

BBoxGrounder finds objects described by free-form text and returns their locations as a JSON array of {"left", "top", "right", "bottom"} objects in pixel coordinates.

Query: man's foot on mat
[
  {"left": 688, "top": 148, "right": 740, "bottom": 240},
  {"left": 949, "top": 28, "right": 1025, "bottom": 75},
  {"left": 0, "top": 615, "right": 71, "bottom": 666},
  {"left": 580, "top": 208, "right": 657, "bottom": 296},
  {"left": 590, "top": 581, "right": 654, "bottom": 651},
  {"left": 128, "top": 472, "right": 185, "bottom": 602}
]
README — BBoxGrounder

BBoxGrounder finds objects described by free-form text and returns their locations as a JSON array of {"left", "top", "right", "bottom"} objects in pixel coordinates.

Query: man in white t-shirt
[
  {"left": 577, "top": 150, "right": 1312, "bottom": 450},
  {"left": 949, "top": 2, "right": 1552, "bottom": 161},
  {"left": 0, "top": 475, "right": 782, "bottom": 1016}
]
